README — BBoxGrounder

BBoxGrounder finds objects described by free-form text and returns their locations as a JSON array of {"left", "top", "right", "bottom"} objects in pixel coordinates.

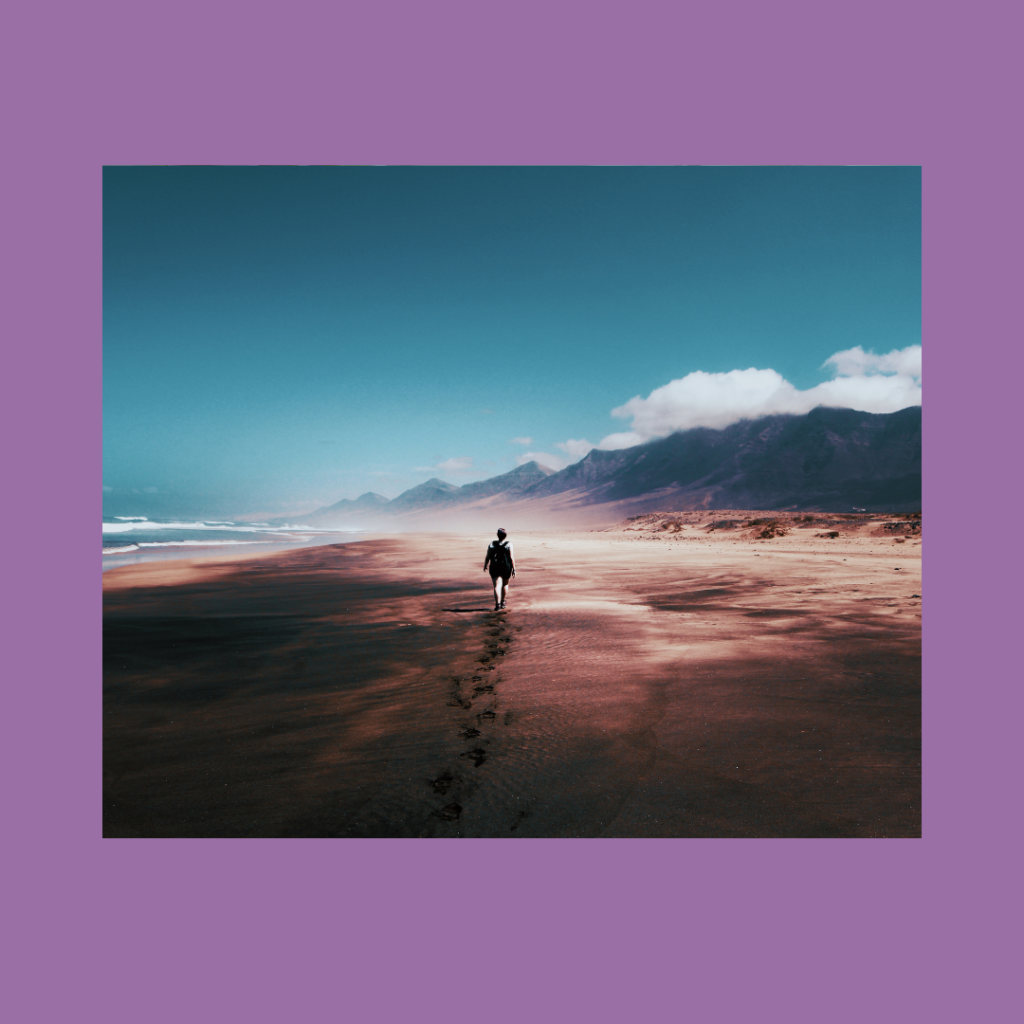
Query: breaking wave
[
  {"left": 101, "top": 518, "right": 365, "bottom": 569},
  {"left": 103, "top": 540, "right": 273, "bottom": 553},
  {"left": 101, "top": 520, "right": 352, "bottom": 535}
]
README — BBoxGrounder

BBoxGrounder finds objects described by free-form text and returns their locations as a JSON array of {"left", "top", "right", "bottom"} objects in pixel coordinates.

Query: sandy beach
[{"left": 103, "top": 512, "right": 921, "bottom": 837}]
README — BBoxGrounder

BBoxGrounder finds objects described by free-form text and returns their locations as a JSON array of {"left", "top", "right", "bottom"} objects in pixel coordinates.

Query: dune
[{"left": 103, "top": 513, "right": 921, "bottom": 837}]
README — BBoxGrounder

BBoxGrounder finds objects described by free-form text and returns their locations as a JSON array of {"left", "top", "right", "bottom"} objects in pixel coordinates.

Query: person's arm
[
  {"left": 484, "top": 545, "right": 491, "bottom": 572},
  {"left": 509, "top": 544, "right": 516, "bottom": 576}
]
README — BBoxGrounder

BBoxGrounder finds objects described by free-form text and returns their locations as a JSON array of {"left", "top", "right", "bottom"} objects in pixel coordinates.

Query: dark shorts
[{"left": 489, "top": 571, "right": 511, "bottom": 583}]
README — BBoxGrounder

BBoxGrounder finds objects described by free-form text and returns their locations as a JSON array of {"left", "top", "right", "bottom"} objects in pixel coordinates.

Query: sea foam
[{"left": 101, "top": 519, "right": 355, "bottom": 535}]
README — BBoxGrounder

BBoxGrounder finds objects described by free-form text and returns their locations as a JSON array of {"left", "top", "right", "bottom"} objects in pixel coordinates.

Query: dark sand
[{"left": 103, "top": 519, "right": 921, "bottom": 837}]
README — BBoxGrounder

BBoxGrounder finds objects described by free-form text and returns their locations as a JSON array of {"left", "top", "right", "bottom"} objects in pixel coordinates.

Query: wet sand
[{"left": 103, "top": 517, "right": 921, "bottom": 837}]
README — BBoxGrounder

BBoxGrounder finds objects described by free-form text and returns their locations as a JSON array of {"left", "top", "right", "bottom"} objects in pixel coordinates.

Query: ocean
[{"left": 102, "top": 517, "right": 362, "bottom": 570}]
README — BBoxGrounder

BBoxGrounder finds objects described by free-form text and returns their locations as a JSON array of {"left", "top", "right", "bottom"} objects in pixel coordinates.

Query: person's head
[{"left": 496, "top": 528, "right": 507, "bottom": 540}]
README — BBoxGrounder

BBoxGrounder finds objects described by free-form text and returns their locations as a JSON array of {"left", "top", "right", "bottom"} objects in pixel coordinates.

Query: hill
[{"left": 280, "top": 407, "right": 921, "bottom": 528}]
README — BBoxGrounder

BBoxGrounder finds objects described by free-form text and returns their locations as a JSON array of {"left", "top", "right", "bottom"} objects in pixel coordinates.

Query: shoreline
[{"left": 101, "top": 531, "right": 372, "bottom": 572}]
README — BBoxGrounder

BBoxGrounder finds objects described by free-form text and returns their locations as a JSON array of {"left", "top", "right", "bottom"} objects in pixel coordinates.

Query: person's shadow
[{"left": 443, "top": 606, "right": 503, "bottom": 613}]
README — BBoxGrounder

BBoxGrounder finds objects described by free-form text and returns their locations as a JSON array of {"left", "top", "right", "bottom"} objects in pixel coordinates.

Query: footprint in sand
[
  {"left": 460, "top": 748, "right": 488, "bottom": 767},
  {"left": 446, "top": 677, "right": 472, "bottom": 709},
  {"left": 433, "top": 803, "right": 462, "bottom": 821},
  {"left": 429, "top": 770, "right": 459, "bottom": 795},
  {"left": 460, "top": 726, "right": 481, "bottom": 739}
]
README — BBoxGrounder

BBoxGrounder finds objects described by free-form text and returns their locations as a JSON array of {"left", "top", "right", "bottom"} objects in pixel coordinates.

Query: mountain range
[{"left": 281, "top": 406, "right": 921, "bottom": 528}]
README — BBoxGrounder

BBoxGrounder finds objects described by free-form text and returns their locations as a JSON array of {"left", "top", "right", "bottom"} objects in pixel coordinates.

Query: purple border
[{"left": 7, "top": 1, "right": 1018, "bottom": 1020}]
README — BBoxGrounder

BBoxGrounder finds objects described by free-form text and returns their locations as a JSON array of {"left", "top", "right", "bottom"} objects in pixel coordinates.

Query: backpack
[{"left": 490, "top": 540, "right": 512, "bottom": 574}]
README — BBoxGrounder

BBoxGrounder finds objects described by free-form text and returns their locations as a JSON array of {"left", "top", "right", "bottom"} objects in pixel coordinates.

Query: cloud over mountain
[
  {"left": 557, "top": 438, "right": 595, "bottom": 460},
  {"left": 597, "top": 345, "right": 921, "bottom": 450}
]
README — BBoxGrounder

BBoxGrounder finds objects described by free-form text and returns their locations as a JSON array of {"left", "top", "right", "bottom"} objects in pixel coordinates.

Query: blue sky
[{"left": 103, "top": 166, "right": 920, "bottom": 518}]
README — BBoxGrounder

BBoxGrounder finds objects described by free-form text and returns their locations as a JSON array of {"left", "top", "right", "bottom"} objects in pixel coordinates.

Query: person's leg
[
  {"left": 491, "top": 574, "right": 503, "bottom": 609},
  {"left": 499, "top": 574, "right": 510, "bottom": 607}
]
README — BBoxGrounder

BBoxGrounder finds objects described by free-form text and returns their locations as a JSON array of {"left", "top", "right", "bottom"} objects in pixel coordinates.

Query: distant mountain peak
[{"left": 513, "top": 460, "right": 557, "bottom": 477}]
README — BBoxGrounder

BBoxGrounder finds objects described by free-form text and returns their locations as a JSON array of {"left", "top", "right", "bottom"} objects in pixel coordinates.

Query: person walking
[{"left": 484, "top": 527, "right": 515, "bottom": 610}]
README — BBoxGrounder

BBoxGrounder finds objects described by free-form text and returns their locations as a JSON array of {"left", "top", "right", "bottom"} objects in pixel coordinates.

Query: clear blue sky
[{"left": 103, "top": 166, "right": 920, "bottom": 518}]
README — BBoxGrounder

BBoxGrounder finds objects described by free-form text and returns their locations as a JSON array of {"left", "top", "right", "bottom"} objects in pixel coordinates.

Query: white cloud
[
  {"left": 415, "top": 456, "right": 476, "bottom": 476},
  {"left": 825, "top": 344, "right": 921, "bottom": 378},
  {"left": 509, "top": 436, "right": 533, "bottom": 446},
  {"left": 598, "top": 431, "right": 648, "bottom": 451},
  {"left": 599, "top": 345, "right": 921, "bottom": 449},
  {"left": 556, "top": 438, "right": 595, "bottom": 460}
]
